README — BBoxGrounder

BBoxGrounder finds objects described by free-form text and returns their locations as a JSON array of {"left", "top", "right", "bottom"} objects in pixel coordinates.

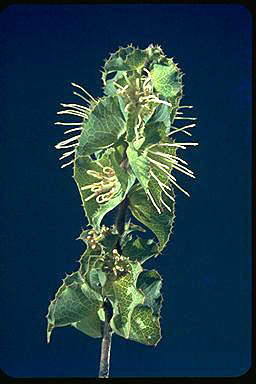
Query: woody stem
[
  {"left": 98, "top": 143, "right": 129, "bottom": 378},
  {"left": 98, "top": 298, "right": 113, "bottom": 378}
]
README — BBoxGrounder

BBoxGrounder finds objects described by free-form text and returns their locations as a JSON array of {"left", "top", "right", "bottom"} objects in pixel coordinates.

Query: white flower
[
  {"left": 54, "top": 82, "right": 96, "bottom": 168},
  {"left": 81, "top": 165, "right": 118, "bottom": 204}
]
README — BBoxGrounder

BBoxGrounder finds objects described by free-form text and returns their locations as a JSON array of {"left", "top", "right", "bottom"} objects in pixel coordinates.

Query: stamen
[
  {"left": 59, "top": 149, "right": 76, "bottom": 160},
  {"left": 60, "top": 159, "right": 74, "bottom": 168},
  {"left": 146, "top": 155, "right": 169, "bottom": 170},
  {"left": 60, "top": 103, "right": 90, "bottom": 112},
  {"left": 54, "top": 122, "right": 82, "bottom": 126},
  {"left": 172, "top": 164, "right": 195, "bottom": 178},
  {"left": 113, "top": 82, "right": 124, "bottom": 90},
  {"left": 146, "top": 155, "right": 172, "bottom": 178},
  {"left": 81, "top": 183, "right": 100, "bottom": 191},
  {"left": 148, "top": 150, "right": 188, "bottom": 166},
  {"left": 160, "top": 197, "right": 173, "bottom": 213},
  {"left": 73, "top": 91, "right": 90, "bottom": 104},
  {"left": 175, "top": 116, "right": 197, "bottom": 120},
  {"left": 178, "top": 105, "right": 194, "bottom": 109},
  {"left": 71, "top": 82, "right": 97, "bottom": 103},
  {"left": 96, "top": 161, "right": 104, "bottom": 169},
  {"left": 96, "top": 189, "right": 115, "bottom": 203},
  {"left": 168, "top": 154, "right": 188, "bottom": 165},
  {"left": 150, "top": 170, "right": 175, "bottom": 202},
  {"left": 148, "top": 142, "right": 183, "bottom": 150},
  {"left": 143, "top": 67, "right": 151, "bottom": 76},
  {"left": 55, "top": 143, "right": 78, "bottom": 149},
  {"left": 148, "top": 95, "right": 172, "bottom": 108},
  {"left": 146, "top": 189, "right": 161, "bottom": 214},
  {"left": 169, "top": 124, "right": 196, "bottom": 136},
  {"left": 103, "top": 167, "right": 114, "bottom": 176},
  {"left": 124, "top": 102, "right": 131, "bottom": 113},
  {"left": 149, "top": 151, "right": 194, "bottom": 177},
  {"left": 171, "top": 161, "right": 194, "bottom": 175},
  {"left": 55, "top": 135, "right": 80, "bottom": 148},
  {"left": 57, "top": 110, "right": 88, "bottom": 119},
  {"left": 134, "top": 114, "right": 142, "bottom": 141},
  {"left": 64, "top": 127, "right": 83, "bottom": 134},
  {"left": 148, "top": 150, "right": 179, "bottom": 164},
  {"left": 169, "top": 177, "right": 190, "bottom": 197},
  {"left": 87, "top": 170, "right": 103, "bottom": 180},
  {"left": 142, "top": 73, "right": 151, "bottom": 89},
  {"left": 84, "top": 192, "right": 97, "bottom": 202},
  {"left": 91, "top": 184, "right": 103, "bottom": 192},
  {"left": 157, "top": 142, "right": 199, "bottom": 147}
]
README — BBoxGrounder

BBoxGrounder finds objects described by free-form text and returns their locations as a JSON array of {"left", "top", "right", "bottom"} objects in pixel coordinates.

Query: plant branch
[
  {"left": 115, "top": 198, "right": 128, "bottom": 237},
  {"left": 116, "top": 142, "right": 129, "bottom": 236},
  {"left": 98, "top": 144, "right": 129, "bottom": 378},
  {"left": 98, "top": 299, "right": 113, "bottom": 378}
]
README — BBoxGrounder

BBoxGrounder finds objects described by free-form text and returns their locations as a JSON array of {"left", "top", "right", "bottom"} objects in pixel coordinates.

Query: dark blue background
[{"left": 0, "top": 3, "right": 252, "bottom": 378}]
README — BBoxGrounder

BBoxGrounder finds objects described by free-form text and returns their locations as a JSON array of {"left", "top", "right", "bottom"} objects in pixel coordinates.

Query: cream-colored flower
[
  {"left": 54, "top": 82, "right": 96, "bottom": 168},
  {"left": 144, "top": 139, "right": 198, "bottom": 214},
  {"left": 81, "top": 165, "right": 117, "bottom": 204}
]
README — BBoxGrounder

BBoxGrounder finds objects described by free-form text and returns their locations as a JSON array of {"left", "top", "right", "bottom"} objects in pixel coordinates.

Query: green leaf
[
  {"left": 92, "top": 190, "right": 123, "bottom": 232},
  {"left": 125, "top": 108, "right": 141, "bottom": 143},
  {"left": 103, "top": 70, "right": 126, "bottom": 96},
  {"left": 120, "top": 219, "right": 146, "bottom": 248},
  {"left": 136, "top": 270, "right": 163, "bottom": 316},
  {"left": 76, "top": 95, "right": 126, "bottom": 157},
  {"left": 79, "top": 246, "right": 101, "bottom": 278},
  {"left": 145, "top": 104, "right": 171, "bottom": 133},
  {"left": 128, "top": 184, "right": 175, "bottom": 253},
  {"left": 122, "top": 236, "right": 159, "bottom": 264},
  {"left": 100, "top": 231, "right": 119, "bottom": 252},
  {"left": 74, "top": 148, "right": 134, "bottom": 232},
  {"left": 46, "top": 274, "right": 103, "bottom": 343},
  {"left": 103, "top": 45, "right": 148, "bottom": 74},
  {"left": 129, "top": 304, "right": 161, "bottom": 346},
  {"left": 85, "top": 259, "right": 103, "bottom": 292},
  {"left": 71, "top": 309, "right": 103, "bottom": 338},
  {"left": 126, "top": 143, "right": 150, "bottom": 192},
  {"left": 109, "top": 147, "right": 136, "bottom": 196},
  {"left": 79, "top": 248, "right": 107, "bottom": 292},
  {"left": 123, "top": 220, "right": 147, "bottom": 235},
  {"left": 139, "top": 121, "right": 167, "bottom": 152},
  {"left": 145, "top": 44, "right": 165, "bottom": 68},
  {"left": 109, "top": 261, "right": 144, "bottom": 339},
  {"left": 150, "top": 62, "right": 182, "bottom": 100},
  {"left": 142, "top": 139, "right": 177, "bottom": 212}
]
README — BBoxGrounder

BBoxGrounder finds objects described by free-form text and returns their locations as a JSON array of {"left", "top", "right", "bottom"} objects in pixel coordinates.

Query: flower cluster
[
  {"left": 84, "top": 225, "right": 110, "bottom": 250},
  {"left": 99, "top": 249, "right": 131, "bottom": 278},
  {"left": 81, "top": 165, "right": 117, "bottom": 204},
  {"left": 48, "top": 44, "right": 198, "bottom": 353},
  {"left": 113, "top": 68, "right": 173, "bottom": 142},
  {"left": 53, "top": 44, "right": 198, "bottom": 213}
]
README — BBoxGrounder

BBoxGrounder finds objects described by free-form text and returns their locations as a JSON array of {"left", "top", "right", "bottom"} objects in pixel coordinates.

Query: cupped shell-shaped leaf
[
  {"left": 150, "top": 61, "right": 182, "bottom": 100},
  {"left": 122, "top": 236, "right": 158, "bottom": 264},
  {"left": 76, "top": 95, "right": 126, "bottom": 158},
  {"left": 108, "top": 261, "right": 144, "bottom": 339},
  {"left": 136, "top": 269, "right": 163, "bottom": 316},
  {"left": 128, "top": 184, "right": 175, "bottom": 253},
  {"left": 46, "top": 272, "right": 103, "bottom": 343},
  {"left": 129, "top": 304, "right": 161, "bottom": 346},
  {"left": 74, "top": 148, "right": 135, "bottom": 232}
]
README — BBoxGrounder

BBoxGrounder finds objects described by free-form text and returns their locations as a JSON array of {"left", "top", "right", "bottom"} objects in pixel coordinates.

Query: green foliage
[
  {"left": 128, "top": 184, "right": 175, "bottom": 253},
  {"left": 77, "top": 95, "right": 126, "bottom": 158},
  {"left": 48, "top": 44, "right": 197, "bottom": 350}
]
